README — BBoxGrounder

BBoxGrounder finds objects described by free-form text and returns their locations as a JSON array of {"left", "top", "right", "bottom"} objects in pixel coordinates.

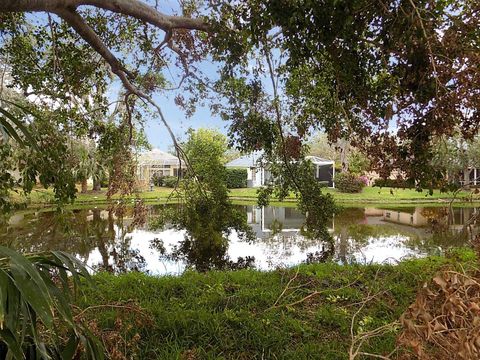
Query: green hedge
[
  {"left": 162, "top": 176, "right": 179, "bottom": 188},
  {"left": 151, "top": 174, "right": 178, "bottom": 187},
  {"left": 151, "top": 173, "right": 164, "bottom": 187},
  {"left": 225, "top": 168, "right": 247, "bottom": 188},
  {"left": 334, "top": 172, "right": 366, "bottom": 193}
]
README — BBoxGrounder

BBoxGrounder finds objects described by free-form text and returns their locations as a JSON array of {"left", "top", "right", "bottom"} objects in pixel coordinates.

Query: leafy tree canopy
[
  {"left": 208, "top": 0, "right": 479, "bottom": 187},
  {"left": 0, "top": 0, "right": 478, "bottom": 234},
  {"left": 153, "top": 128, "right": 254, "bottom": 271},
  {"left": 430, "top": 133, "right": 480, "bottom": 189}
]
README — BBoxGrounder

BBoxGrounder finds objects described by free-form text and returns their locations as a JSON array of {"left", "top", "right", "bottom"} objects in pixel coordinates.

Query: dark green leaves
[
  {"left": 210, "top": 0, "right": 480, "bottom": 187},
  {"left": 0, "top": 106, "right": 37, "bottom": 150},
  {"left": 0, "top": 247, "right": 103, "bottom": 359}
]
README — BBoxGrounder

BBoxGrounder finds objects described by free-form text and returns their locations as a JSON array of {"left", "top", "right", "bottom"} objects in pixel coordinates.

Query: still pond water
[{"left": 1, "top": 205, "right": 478, "bottom": 275}]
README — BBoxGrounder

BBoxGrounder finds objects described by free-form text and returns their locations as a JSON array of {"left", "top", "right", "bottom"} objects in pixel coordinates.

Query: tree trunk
[
  {"left": 0, "top": 0, "right": 208, "bottom": 32},
  {"left": 81, "top": 178, "right": 88, "bottom": 193},
  {"left": 338, "top": 139, "right": 350, "bottom": 172},
  {"left": 93, "top": 178, "right": 101, "bottom": 191}
]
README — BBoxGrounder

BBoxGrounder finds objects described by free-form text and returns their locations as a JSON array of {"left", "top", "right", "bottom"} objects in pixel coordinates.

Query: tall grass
[{"left": 79, "top": 249, "right": 476, "bottom": 359}]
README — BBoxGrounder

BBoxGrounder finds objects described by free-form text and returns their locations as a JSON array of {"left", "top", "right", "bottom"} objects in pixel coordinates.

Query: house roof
[
  {"left": 226, "top": 151, "right": 264, "bottom": 168},
  {"left": 305, "top": 156, "right": 335, "bottom": 166},
  {"left": 136, "top": 149, "right": 184, "bottom": 166},
  {"left": 226, "top": 152, "right": 334, "bottom": 168}
]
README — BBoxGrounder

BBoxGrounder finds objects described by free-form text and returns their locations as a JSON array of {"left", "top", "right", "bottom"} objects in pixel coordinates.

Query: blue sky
[
  {"left": 146, "top": 90, "right": 228, "bottom": 151},
  {"left": 141, "top": 0, "right": 230, "bottom": 151},
  {"left": 106, "top": 77, "right": 228, "bottom": 152},
  {"left": 22, "top": 4, "right": 230, "bottom": 152},
  {"left": 21, "top": 3, "right": 282, "bottom": 152},
  {"left": 144, "top": 57, "right": 231, "bottom": 151}
]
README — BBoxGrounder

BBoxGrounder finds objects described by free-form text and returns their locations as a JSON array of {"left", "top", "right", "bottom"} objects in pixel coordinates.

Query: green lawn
[
  {"left": 229, "top": 186, "right": 475, "bottom": 202},
  {"left": 11, "top": 185, "right": 478, "bottom": 208},
  {"left": 78, "top": 250, "right": 476, "bottom": 359}
]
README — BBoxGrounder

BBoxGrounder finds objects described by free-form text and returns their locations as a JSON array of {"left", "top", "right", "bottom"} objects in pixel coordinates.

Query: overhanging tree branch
[
  {"left": 54, "top": 6, "right": 198, "bottom": 195},
  {"left": 2, "top": 0, "right": 208, "bottom": 102},
  {"left": 55, "top": 8, "right": 135, "bottom": 82},
  {"left": 0, "top": 0, "right": 208, "bottom": 32}
]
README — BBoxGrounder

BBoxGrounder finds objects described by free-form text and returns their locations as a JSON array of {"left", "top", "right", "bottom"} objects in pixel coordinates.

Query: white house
[
  {"left": 136, "top": 149, "right": 184, "bottom": 186},
  {"left": 245, "top": 205, "right": 335, "bottom": 238},
  {"left": 226, "top": 151, "right": 335, "bottom": 188},
  {"left": 460, "top": 167, "right": 480, "bottom": 186}
]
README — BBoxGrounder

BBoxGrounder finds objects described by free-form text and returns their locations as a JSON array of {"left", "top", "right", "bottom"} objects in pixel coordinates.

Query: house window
[{"left": 151, "top": 168, "right": 170, "bottom": 177}]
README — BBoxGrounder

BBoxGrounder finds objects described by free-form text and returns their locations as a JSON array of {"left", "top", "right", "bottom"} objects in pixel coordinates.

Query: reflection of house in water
[
  {"left": 363, "top": 208, "right": 384, "bottom": 217},
  {"left": 246, "top": 206, "right": 334, "bottom": 238},
  {"left": 377, "top": 207, "right": 480, "bottom": 237},
  {"left": 447, "top": 207, "right": 480, "bottom": 235},
  {"left": 382, "top": 208, "right": 429, "bottom": 227}
]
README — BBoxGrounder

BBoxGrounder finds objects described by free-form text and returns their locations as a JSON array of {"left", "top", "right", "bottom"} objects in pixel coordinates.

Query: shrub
[
  {"left": 318, "top": 181, "right": 330, "bottom": 188},
  {"left": 151, "top": 173, "right": 163, "bottom": 187},
  {"left": 358, "top": 175, "right": 369, "bottom": 186},
  {"left": 162, "top": 176, "right": 178, "bottom": 188},
  {"left": 225, "top": 168, "right": 247, "bottom": 188},
  {"left": 334, "top": 172, "right": 366, "bottom": 193}
]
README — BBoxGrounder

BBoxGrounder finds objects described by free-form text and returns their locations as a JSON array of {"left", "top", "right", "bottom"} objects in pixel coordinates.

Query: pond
[{"left": 1, "top": 204, "right": 478, "bottom": 275}]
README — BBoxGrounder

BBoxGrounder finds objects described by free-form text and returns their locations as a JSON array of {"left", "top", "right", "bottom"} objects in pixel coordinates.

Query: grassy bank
[
  {"left": 230, "top": 186, "right": 476, "bottom": 203},
  {"left": 79, "top": 250, "right": 476, "bottom": 359},
  {"left": 12, "top": 185, "right": 478, "bottom": 208}
]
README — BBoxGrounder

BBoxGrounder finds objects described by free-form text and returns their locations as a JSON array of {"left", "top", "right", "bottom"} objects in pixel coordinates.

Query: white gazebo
[{"left": 136, "top": 149, "right": 184, "bottom": 185}]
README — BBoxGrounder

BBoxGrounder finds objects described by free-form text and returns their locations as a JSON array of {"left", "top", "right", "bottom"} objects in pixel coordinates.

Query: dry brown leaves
[
  {"left": 74, "top": 301, "right": 154, "bottom": 360},
  {"left": 397, "top": 267, "right": 480, "bottom": 359}
]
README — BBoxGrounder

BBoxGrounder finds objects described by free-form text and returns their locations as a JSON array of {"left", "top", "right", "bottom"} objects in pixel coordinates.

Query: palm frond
[
  {"left": 0, "top": 100, "right": 39, "bottom": 150},
  {"left": 0, "top": 247, "right": 104, "bottom": 359}
]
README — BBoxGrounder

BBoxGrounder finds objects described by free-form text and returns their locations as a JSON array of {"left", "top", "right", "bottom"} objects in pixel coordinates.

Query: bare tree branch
[
  {"left": 0, "top": 0, "right": 208, "bottom": 32},
  {"left": 55, "top": 8, "right": 135, "bottom": 82},
  {"left": 54, "top": 6, "right": 200, "bottom": 195}
]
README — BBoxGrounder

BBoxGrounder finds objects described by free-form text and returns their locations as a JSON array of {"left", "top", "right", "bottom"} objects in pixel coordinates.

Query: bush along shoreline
[{"left": 75, "top": 249, "right": 476, "bottom": 359}]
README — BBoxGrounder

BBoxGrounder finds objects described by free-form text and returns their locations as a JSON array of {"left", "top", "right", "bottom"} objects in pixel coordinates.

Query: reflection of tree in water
[
  {"left": 0, "top": 208, "right": 146, "bottom": 273},
  {"left": 332, "top": 209, "right": 366, "bottom": 264},
  {"left": 87, "top": 208, "right": 147, "bottom": 273},
  {"left": 307, "top": 208, "right": 366, "bottom": 264},
  {"left": 421, "top": 208, "right": 451, "bottom": 232},
  {"left": 243, "top": 205, "right": 336, "bottom": 265},
  {"left": 0, "top": 210, "right": 95, "bottom": 257},
  {"left": 150, "top": 201, "right": 255, "bottom": 272},
  {"left": 327, "top": 207, "right": 475, "bottom": 262},
  {"left": 258, "top": 229, "right": 331, "bottom": 264},
  {"left": 4, "top": 204, "right": 475, "bottom": 272},
  {"left": 152, "top": 231, "right": 255, "bottom": 272},
  {"left": 406, "top": 207, "right": 476, "bottom": 252},
  {"left": 321, "top": 208, "right": 426, "bottom": 264}
]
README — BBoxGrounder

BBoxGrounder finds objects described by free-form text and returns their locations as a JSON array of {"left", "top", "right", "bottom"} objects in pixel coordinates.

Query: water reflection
[
  {"left": 1, "top": 208, "right": 146, "bottom": 273},
  {"left": 1, "top": 205, "right": 478, "bottom": 274}
]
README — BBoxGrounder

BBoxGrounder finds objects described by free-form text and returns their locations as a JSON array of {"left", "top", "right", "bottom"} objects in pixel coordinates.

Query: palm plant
[
  {"left": 0, "top": 100, "right": 38, "bottom": 150},
  {"left": 0, "top": 100, "right": 104, "bottom": 358},
  {"left": 72, "top": 140, "right": 106, "bottom": 194},
  {"left": 0, "top": 247, "right": 103, "bottom": 359}
]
